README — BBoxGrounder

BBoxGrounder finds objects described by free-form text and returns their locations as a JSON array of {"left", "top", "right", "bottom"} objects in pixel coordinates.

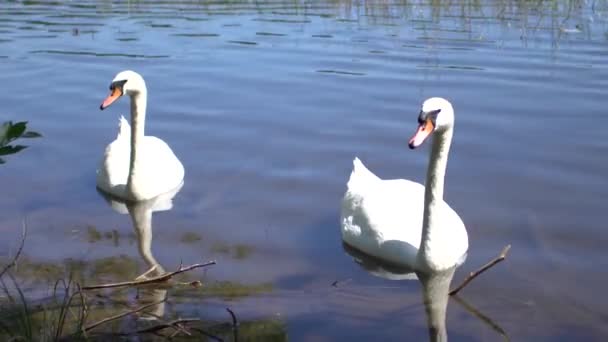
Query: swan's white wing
[
  {"left": 342, "top": 176, "right": 425, "bottom": 268},
  {"left": 96, "top": 140, "right": 129, "bottom": 197},
  {"left": 341, "top": 158, "right": 468, "bottom": 270},
  {"left": 132, "top": 136, "right": 185, "bottom": 200}
]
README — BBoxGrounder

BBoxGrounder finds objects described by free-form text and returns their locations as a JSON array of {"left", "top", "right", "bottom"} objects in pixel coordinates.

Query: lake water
[{"left": 1, "top": 0, "right": 607, "bottom": 340}]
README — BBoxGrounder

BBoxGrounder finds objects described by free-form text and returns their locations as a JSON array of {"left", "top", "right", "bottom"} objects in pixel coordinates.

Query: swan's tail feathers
[
  {"left": 117, "top": 115, "right": 131, "bottom": 139},
  {"left": 346, "top": 157, "right": 380, "bottom": 195}
]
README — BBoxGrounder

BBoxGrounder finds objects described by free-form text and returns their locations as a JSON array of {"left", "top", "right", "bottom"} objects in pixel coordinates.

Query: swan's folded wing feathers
[
  {"left": 341, "top": 178, "right": 427, "bottom": 268},
  {"left": 361, "top": 179, "right": 425, "bottom": 243},
  {"left": 342, "top": 177, "right": 425, "bottom": 247},
  {"left": 346, "top": 158, "right": 381, "bottom": 197},
  {"left": 137, "top": 136, "right": 185, "bottom": 195},
  {"left": 116, "top": 115, "right": 130, "bottom": 140},
  {"left": 97, "top": 135, "right": 130, "bottom": 190}
]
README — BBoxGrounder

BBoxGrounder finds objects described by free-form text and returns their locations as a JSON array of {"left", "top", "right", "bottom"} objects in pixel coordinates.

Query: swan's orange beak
[
  {"left": 408, "top": 119, "right": 434, "bottom": 149},
  {"left": 100, "top": 88, "right": 122, "bottom": 110}
]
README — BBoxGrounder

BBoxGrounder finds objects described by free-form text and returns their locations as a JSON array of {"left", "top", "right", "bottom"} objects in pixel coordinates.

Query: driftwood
[
  {"left": 82, "top": 261, "right": 216, "bottom": 291},
  {"left": 449, "top": 245, "right": 511, "bottom": 296}
]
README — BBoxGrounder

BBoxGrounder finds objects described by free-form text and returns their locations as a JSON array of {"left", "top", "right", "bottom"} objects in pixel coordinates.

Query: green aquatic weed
[{"left": 0, "top": 121, "right": 41, "bottom": 164}]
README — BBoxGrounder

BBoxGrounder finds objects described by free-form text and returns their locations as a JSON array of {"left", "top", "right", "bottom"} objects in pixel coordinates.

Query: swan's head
[
  {"left": 408, "top": 97, "right": 454, "bottom": 149},
  {"left": 100, "top": 70, "right": 146, "bottom": 110}
]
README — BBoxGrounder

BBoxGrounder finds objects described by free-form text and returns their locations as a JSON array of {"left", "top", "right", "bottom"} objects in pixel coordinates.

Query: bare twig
[
  {"left": 131, "top": 318, "right": 199, "bottom": 335},
  {"left": 84, "top": 299, "right": 166, "bottom": 332},
  {"left": 190, "top": 327, "right": 225, "bottom": 341},
  {"left": 452, "top": 295, "right": 510, "bottom": 341},
  {"left": 82, "top": 261, "right": 216, "bottom": 291},
  {"left": 449, "top": 245, "right": 511, "bottom": 296},
  {"left": 169, "top": 325, "right": 190, "bottom": 338},
  {"left": 109, "top": 318, "right": 224, "bottom": 341},
  {"left": 226, "top": 307, "right": 239, "bottom": 342},
  {"left": 166, "top": 318, "right": 193, "bottom": 338},
  {"left": 0, "top": 221, "right": 27, "bottom": 279}
]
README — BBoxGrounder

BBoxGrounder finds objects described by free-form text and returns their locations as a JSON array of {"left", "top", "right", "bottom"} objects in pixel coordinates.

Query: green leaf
[
  {"left": 7, "top": 122, "right": 27, "bottom": 140},
  {"left": 0, "top": 122, "right": 11, "bottom": 145},
  {"left": 21, "top": 131, "right": 42, "bottom": 138},
  {"left": 0, "top": 145, "right": 27, "bottom": 156}
]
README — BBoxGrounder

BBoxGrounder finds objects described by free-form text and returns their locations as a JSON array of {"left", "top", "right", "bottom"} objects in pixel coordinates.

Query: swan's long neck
[
  {"left": 126, "top": 90, "right": 147, "bottom": 200},
  {"left": 418, "top": 127, "right": 453, "bottom": 271}
]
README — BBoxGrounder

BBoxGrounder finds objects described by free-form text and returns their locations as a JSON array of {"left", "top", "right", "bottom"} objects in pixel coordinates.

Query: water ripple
[
  {"left": 29, "top": 50, "right": 169, "bottom": 58},
  {"left": 256, "top": 31, "right": 287, "bottom": 37},
  {"left": 171, "top": 33, "right": 220, "bottom": 37},
  {"left": 316, "top": 69, "right": 366, "bottom": 76},
  {"left": 227, "top": 40, "right": 258, "bottom": 45}
]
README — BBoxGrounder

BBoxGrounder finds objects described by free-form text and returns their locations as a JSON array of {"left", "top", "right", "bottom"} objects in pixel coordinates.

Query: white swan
[
  {"left": 341, "top": 97, "right": 468, "bottom": 273},
  {"left": 96, "top": 70, "right": 184, "bottom": 201}
]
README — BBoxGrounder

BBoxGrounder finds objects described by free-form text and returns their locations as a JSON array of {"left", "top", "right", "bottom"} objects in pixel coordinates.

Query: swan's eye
[
  {"left": 109, "top": 79, "right": 128, "bottom": 92},
  {"left": 418, "top": 108, "right": 441, "bottom": 125},
  {"left": 428, "top": 109, "right": 441, "bottom": 116},
  {"left": 418, "top": 111, "right": 427, "bottom": 124}
]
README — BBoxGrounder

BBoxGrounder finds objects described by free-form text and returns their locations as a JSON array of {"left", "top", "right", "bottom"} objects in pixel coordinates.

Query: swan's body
[
  {"left": 341, "top": 97, "right": 468, "bottom": 273},
  {"left": 97, "top": 116, "right": 184, "bottom": 200},
  {"left": 341, "top": 159, "right": 467, "bottom": 271},
  {"left": 96, "top": 70, "right": 184, "bottom": 201}
]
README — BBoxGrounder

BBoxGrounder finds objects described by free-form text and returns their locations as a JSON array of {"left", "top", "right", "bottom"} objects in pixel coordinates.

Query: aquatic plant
[
  {"left": 0, "top": 121, "right": 41, "bottom": 164},
  {"left": 0, "top": 229, "right": 252, "bottom": 341}
]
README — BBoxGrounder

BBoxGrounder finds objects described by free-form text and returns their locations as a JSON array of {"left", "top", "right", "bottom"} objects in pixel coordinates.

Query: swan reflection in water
[
  {"left": 342, "top": 243, "right": 453, "bottom": 342},
  {"left": 97, "top": 182, "right": 184, "bottom": 320},
  {"left": 342, "top": 243, "right": 509, "bottom": 342}
]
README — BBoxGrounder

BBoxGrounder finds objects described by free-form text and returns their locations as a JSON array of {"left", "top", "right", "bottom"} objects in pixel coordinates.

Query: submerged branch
[
  {"left": 452, "top": 295, "right": 510, "bottom": 341},
  {"left": 131, "top": 318, "right": 199, "bottom": 335},
  {"left": 84, "top": 299, "right": 166, "bottom": 332},
  {"left": 449, "top": 245, "right": 511, "bottom": 296},
  {"left": 106, "top": 318, "right": 224, "bottom": 341},
  {"left": 82, "top": 261, "right": 216, "bottom": 291},
  {"left": 0, "top": 221, "right": 27, "bottom": 279}
]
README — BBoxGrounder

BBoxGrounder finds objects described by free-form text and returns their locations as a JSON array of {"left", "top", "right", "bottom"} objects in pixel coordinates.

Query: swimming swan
[
  {"left": 96, "top": 70, "right": 184, "bottom": 201},
  {"left": 341, "top": 97, "right": 468, "bottom": 273}
]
